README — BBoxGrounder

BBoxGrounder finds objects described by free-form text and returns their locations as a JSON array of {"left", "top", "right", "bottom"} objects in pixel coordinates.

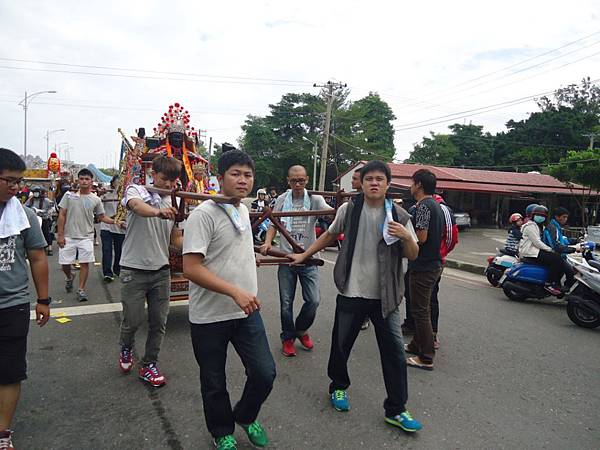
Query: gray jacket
[{"left": 333, "top": 197, "right": 412, "bottom": 318}]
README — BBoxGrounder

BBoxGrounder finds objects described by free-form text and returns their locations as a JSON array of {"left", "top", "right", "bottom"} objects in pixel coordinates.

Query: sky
[{"left": 1, "top": 0, "right": 599, "bottom": 169}]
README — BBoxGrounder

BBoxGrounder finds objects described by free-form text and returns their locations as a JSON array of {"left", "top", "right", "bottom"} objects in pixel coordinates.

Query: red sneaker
[
  {"left": 139, "top": 363, "right": 167, "bottom": 387},
  {"left": 119, "top": 347, "right": 134, "bottom": 374},
  {"left": 282, "top": 339, "right": 296, "bottom": 357},
  {"left": 298, "top": 334, "right": 314, "bottom": 350},
  {"left": 0, "top": 430, "right": 14, "bottom": 450}
]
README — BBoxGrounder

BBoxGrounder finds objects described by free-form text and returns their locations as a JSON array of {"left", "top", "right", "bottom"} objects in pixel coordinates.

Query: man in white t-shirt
[
  {"left": 288, "top": 160, "right": 424, "bottom": 434},
  {"left": 117, "top": 156, "right": 183, "bottom": 388},
  {"left": 183, "top": 150, "right": 275, "bottom": 450},
  {"left": 260, "top": 165, "right": 332, "bottom": 357},
  {"left": 57, "top": 168, "right": 122, "bottom": 302},
  {"left": 100, "top": 175, "right": 126, "bottom": 282}
]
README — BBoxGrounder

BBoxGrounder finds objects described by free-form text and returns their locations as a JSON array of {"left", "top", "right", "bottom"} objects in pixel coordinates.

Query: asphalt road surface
[{"left": 15, "top": 248, "right": 599, "bottom": 449}]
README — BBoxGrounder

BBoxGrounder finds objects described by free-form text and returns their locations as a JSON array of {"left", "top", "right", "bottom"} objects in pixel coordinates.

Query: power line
[
  {"left": 0, "top": 57, "right": 313, "bottom": 85},
  {"left": 0, "top": 65, "right": 311, "bottom": 87},
  {"left": 394, "top": 77, "right": 600, "bottom": 131}
]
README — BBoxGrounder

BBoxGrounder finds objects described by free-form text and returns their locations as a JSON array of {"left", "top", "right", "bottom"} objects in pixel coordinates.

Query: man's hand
[
  {"left": 57, "top": 235, "right": 66, "bottom": 248},
  {"left": 259, "top": 242, "right": 272, "bottom": 256},
  {"left": 232, "top": 288, "right": 261, "bottom": 315},
  {"left": 157, "top": 207, "right": 178, "bottom": 220},
  {"left": 116, "top": 220, "right": 126, "bottom": 230},
  {"left": 36, "top": 304, "right": 50, "bottom": 327},
  {"left": 388, "top": 221, "right": 412, "bottom": 240},
  {"left": 287, "top": 252, "right": 308, "bottom": 265}
]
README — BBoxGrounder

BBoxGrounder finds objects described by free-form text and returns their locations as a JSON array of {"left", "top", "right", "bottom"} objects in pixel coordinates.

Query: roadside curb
[{"left": 445, "top": 259, "right": 486, "bottom": 276}]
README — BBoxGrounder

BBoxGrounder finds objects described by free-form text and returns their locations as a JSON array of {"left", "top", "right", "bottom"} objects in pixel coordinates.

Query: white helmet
[{"left": 257, "top": 188, "right": 267, "bottom": 195}]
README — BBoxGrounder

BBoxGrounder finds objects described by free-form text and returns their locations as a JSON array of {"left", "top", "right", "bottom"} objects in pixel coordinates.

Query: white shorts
[{"left": 58, "top": 237, "right": 95, "bottom": 264}]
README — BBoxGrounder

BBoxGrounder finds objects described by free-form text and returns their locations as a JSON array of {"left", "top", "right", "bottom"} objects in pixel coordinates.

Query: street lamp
[
  {"left": 19, "top": 90, "right": 57, "bottom": 158},
  {"left": 44, "top": 128, "right": 66, "bottom": 159},
  {"left": 302, "top": 136, "right": 319, "bottom": 191}
]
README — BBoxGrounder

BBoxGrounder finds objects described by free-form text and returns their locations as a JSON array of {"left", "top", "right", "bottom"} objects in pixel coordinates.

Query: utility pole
[
  {"left": 583, "top": 133, "right": 600, "bottom": 150},
  {"left": 314, "top": 80, "right": 346, "bottom": 190},
  {"left": 208, "top": 136, "right": 213, "bottom": 175}
]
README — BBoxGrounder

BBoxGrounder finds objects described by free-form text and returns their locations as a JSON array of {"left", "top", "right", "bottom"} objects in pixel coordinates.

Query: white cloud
[{"left": 0, "top": 0, "right": 599, "bottom": 167}]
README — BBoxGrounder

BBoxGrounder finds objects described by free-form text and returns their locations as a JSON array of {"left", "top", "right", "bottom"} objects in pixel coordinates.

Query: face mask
[
  {"left": 33, "top": 192, "right": 40, "bottom": 198},
  {"left": 533, "top": 215, "right": 545, "bottom": 224}
]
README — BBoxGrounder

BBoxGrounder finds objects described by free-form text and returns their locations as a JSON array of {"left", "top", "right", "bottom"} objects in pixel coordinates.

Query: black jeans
[
  {"left": 535, "top": 250, "right": 566, "bottom": 284},
  {"left": 404, "top": 269, "right": 442, "bottom": 333},
  {"left": 100, "top": 230, "right": 125, "bottom": 277},
  {"left": 328, "top": 295, "right": 408, "bottom": 417},
  {"left": 41, "top": 218, "right": 53, "bottom": 248},
  {"left": 190, "top": 312, "right": 276, "bottom": 439}
]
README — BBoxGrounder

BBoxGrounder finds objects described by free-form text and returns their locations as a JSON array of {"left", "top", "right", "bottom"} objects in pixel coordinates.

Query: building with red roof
[{"left": 337, "top": 161, "right": 598, "bottom": 226}]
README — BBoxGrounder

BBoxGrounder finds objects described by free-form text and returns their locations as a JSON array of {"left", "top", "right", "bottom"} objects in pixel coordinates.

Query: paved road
[
  {"left": 448, "top": 228, "right": 507, "bottom": 268},
  {"left": 15, "top": 247, "right": 599, "bottom": 449}
]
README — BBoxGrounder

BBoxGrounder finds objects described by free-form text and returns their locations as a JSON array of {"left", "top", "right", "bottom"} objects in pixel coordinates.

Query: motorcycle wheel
[
  {"left": 502, "top": 286, "right": 527, "bottom": 301},
  {"left": 486, "top": 269, "right": 501, "bottom": 287},
  {"left": 566, "top": 303, "right": 600, "bottom": 328}
]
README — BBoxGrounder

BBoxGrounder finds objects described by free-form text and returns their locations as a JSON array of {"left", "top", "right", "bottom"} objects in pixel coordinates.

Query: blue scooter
[{"left": 499, "top": 258, "right": 569, "bottom": 301}]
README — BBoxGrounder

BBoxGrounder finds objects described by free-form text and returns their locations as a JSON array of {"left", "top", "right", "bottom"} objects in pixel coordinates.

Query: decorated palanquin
[{"left": 116, "top": 103, "right": 211, "bottom": 300}]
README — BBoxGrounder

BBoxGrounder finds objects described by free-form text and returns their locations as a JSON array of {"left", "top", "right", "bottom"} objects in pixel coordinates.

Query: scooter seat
[{"left": 588, "top": 260, "right": 600, "bottom": 271}]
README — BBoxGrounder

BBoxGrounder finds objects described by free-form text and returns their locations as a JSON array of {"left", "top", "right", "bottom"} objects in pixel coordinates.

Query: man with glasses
[
  {"left": 0, "top": 148, "right": 50, "bottom": 450},
  {"left": 260, "top": 165, "right": 332, "bottom": 357}
]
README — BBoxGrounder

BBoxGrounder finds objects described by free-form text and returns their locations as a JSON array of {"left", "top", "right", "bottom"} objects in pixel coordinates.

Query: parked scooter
[
  {"left": 565, "top": 242, "right": 600, "bottom": 328},
  {"left": 485, "top": 248, "right": 518, "bottom": 286}
]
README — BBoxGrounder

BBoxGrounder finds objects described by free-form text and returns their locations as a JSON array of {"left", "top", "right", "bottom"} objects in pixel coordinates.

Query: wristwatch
[{"left": 37, "top": 297, "right": 52, "bottom": 306}]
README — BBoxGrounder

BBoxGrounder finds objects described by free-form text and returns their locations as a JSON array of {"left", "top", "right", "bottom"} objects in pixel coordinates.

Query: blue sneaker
[
  {"left": 330, "top": 389, "right": 349, "bottom": 411},
  {"left": 385, "top": 411, "right": 423, "bottom": 432}
]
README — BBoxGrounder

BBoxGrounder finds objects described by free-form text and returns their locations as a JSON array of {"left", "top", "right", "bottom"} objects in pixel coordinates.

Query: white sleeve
[
  {"left": 183, "top": 208, "right": 215, "bottom": 256},
  {"left": 328, "top": 203, "right": 348, "bottom": 236}
]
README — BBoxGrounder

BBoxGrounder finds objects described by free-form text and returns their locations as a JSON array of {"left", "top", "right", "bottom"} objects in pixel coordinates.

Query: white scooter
[
  {"left": 565, "top": 243, "right": 600, "bottom": 328},
  {"left": 485, "top": 248, "right": 519, "bottom": 287}
]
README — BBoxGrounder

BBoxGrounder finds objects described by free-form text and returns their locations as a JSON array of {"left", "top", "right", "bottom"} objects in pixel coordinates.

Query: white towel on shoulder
[{"left": 0, "top": 197, "right": 31, "bottom": 239}]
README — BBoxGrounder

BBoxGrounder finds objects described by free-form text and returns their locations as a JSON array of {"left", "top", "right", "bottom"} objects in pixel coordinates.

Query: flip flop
[{"left": 406, "top": 356, "right": 434, "bottom": 371}]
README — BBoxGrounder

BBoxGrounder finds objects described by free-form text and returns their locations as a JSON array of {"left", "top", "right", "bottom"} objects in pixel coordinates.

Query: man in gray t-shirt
[
  {"left": 0, "top": 148, "right": 51, "bottom": 449},
  {"left": 117, "top": 156, "right": 183, "bottom": 388},
  {"left": 56, "top": 168, "right": 120, "bottom": 302},
  {"left": 260, "top": 165, "right": 333, "bottom": 357}
]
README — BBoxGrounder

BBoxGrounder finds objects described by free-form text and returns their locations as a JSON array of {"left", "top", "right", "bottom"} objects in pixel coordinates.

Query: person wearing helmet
[
  {"left": 504, "top": 213, "right": 524, "bottom": 256},
  {"left": 25, "top": 185, "right": 55, "bottom": 255},
  {"left": 519, "top": 205, "right": 568, "bottom": 295},
  {"left": 251, "top": 188, "right": 268, "bottom": 213},
  {"left": 524, "top": 203, "right": 539, "bottom": 221}
]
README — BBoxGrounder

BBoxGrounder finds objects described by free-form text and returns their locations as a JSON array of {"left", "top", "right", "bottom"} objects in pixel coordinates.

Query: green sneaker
[
  {"left": 213, "top": 435, "right": 237, "bottom": 450},
  {"left": 238, "top": 420, "right": 269, "bottom": 447}
]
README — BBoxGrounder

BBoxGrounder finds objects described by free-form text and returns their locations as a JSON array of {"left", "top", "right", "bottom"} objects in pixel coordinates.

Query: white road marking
[{"left": 30, "top": 300, "right": 189, "bottom": 320}]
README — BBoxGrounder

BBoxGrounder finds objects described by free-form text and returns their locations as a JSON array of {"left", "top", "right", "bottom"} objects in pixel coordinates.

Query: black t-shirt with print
[{"left": 409, "top": 197, "right": 443, "bottom": 272}]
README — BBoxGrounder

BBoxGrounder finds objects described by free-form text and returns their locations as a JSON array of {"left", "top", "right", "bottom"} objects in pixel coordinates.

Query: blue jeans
[
  {"left": 100, "top": 230, "right": 125, "bottom": 277},
  {"left": 277, "top": 264, "right": 320, "bottom": 341},
  {"left": 190, "top": 312, "right": 276, "bottom": 439},
  {"left": 328, "top": 295, "right": 408, "bottom": 417}
]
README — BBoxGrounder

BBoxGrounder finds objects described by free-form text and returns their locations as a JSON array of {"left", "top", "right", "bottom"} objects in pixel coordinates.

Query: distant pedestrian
[
  {"left": 100, "top": 176, "right": 126, "bottom": 282},
  {"left": 117, "top": 156, "right": 183, "bottom": 387},
  {"left": 288, "top": 160, "right": 423, "bottom": 433},
  {"left": 0, "top": 148, "right": 50, "bottom": 450},
  {"left": 260, "top": 165, "right": 332, "bottom": 357},
  {"left": 183, "top": 150, "right": 275, "bottom": 450},
  {"left": 405, "top": 169, "right": 444, "bottom": 371},
  {"left": 25, "top": 185, "right": 54, "bottom": 255},
  {"left": 56, "top": 168, "right": 122, "bottom": 302}
]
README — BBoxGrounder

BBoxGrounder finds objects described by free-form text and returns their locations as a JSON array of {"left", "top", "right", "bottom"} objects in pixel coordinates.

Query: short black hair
[
  {"left": 360, "top": 160, "right": 391, "bottom": 183},
  {"left": 554, "top": 206, "right": 570, "bottom": 217},
  {"left": 217, "top": 150, "right": 255, "bottom": 175},
  {"left": 0, "top": 148, "right": 26, "bottom": 174},
  {"left": 412, "top": 168, "right": 437, "bottom": 195},
  {"left": 152, "top": 156, "right": 182, "bottom": 180},
  {"left": 78, "top": 168, "right": 94, "bottom": 179}
]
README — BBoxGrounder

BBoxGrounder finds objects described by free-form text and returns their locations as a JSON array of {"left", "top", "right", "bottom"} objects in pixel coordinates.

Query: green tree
[
  {"left": 405, "top": 132, "right": 459, "bottom": 165},
  {"left": 548, "top": 148, "right": 600, "bottom": 226},
  {"left": 448, "top": 124, "right": 494, "bottom": 167}
]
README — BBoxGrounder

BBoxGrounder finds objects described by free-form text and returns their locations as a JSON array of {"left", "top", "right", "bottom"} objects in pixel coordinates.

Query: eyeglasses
[
  {"left": 289, "top": 178, "right": 307, "bottom": 184},
  {"left": 0, "top": 176, "right": 24, "bottom": 187}
]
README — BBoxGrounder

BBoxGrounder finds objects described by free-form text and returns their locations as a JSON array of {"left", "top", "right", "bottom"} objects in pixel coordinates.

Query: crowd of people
[{"left": 1, "top": 145, "right": 465, "bottom": 450}]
